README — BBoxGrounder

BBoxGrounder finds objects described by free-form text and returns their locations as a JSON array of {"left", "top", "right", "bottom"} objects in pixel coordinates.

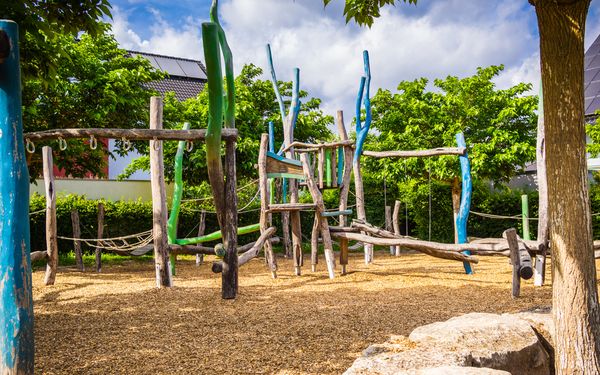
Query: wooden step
[{"left": 268, "top": 203, "right": 316, "bottom": 212}]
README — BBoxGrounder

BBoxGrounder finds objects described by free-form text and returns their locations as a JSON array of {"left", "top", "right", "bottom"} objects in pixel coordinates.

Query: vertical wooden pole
[
  {"left": 149, "top": 96, "right": 172, "bottom": 288},
  {"left": 221, "top": 139, "right": 238, "bottom": 299},
  {"left": 71, "top": 209, "right": 84, "bottom": 271},
  {"left": 354, "top": 160, "right": 372, "bottom": 264},
  {"left": 318, "top": 147, "right": 325, "bottom": 189},
  {"left": 259, "top": 134, "right": 277, "bottom": 278},
  {"left": 311, "top": 215, "right": 319, "bottom": 272},
  {"left": 505, "top": 228, "right": 521, "bottom": 299},
  {"left": 0, "top": 20, "right": 34, "bottom": 373},
  {"left": 281, "top": 211, "right": 292, "bottom": 258},
  {"left": 300, "top": 154, "right": 335, "bottom": 279},
  {"left": 196, "top": 210, "right": 206, "bottom": 266},
  {"left": 535, "top": 89, "right": 548, "bottom": 287},
  {"left": 385, "top": 205, "right": 394, "bottom": 255},
  {"left": 43, "top": 147, "right": 58, "bottom": 285},
  {"left": 455, "top": 133, "right": 473, "bottom": 275},
  {"left": 331, "top": 147, "right": 337, "bottom": 188},
  {"left": 337, "top": 111, "right": 353, "bottom": 274},
  {"left": 95, "top": 203, "right": 104, "bottom": 273},
  {"left": 393, "top": 200, "right": 401, "bottom": 256},
  {"left": 521, "top": 194, "right": 531, "bottom": 240}
]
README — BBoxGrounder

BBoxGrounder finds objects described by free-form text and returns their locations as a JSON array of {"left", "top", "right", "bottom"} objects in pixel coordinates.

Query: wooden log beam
[
  {"left": 281, "top": 139, "right": 354, "bottom": 153},
  {"left": 259, "top": 134, "right": 277, "bottom": 278},
  {"left": 211, "top": 227, "right": 277, "bottom": 273},
  {"left": 30, "top": 251, "right": 49, "bottom": 262},
  {"left": 331, "top": 232, "right": 479, "bottom": 264},
  {"left": 337, "top": 110, "right": 353, "bottom": 274},
  {"left": 43, "top": 146, "right": 58, "bottom": 285},
  {"left": 196, "top": 210, "right": 206, "bottom": 266},
  {"left": 362, "top": 147, "right": 466, "bottom": 158},
  {"left": 24, "top": 128, "right": 238, "bottom": 142}
]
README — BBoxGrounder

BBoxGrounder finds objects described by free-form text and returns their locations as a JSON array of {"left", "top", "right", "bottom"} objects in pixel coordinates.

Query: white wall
[{"left": 30, "top": 179, "right": 174, "bottom": 202}]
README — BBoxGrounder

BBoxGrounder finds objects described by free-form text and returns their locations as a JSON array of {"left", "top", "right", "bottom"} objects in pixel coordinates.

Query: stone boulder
[{"left": 345, "top": 312, "right": 552, "bottom": 375}]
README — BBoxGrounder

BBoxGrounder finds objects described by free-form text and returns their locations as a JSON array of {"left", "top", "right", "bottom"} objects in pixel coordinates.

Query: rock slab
[{"left": 345, "top": 312, "right": 552, "bottom": 375}]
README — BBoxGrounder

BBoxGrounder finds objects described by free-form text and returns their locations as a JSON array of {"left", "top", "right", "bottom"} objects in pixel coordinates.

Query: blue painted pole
[
  {"left": 0, "top": 20, "right": 35, "bottom": 373},
  {"left": 353, "top": 50, "right": 371, "bottom": 163},
  {"left": 337, "top": 146, "right": 344, "bottom": 186},
  {"left": 455, "top": 132, "right": 473, "bottom": 275}
]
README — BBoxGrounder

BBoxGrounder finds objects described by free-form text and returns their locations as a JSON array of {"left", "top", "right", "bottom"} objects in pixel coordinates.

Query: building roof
[
  {"left": 585, "top": 35, "right": 600, "bottom": 116},
  {"left": 128, "top": 50, "right": 207, "bottom": 101}
]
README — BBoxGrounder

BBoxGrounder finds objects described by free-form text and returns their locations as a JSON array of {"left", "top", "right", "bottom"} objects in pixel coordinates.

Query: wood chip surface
[{"left": 33, "top": 252, "right": 554, "bottom": 374}]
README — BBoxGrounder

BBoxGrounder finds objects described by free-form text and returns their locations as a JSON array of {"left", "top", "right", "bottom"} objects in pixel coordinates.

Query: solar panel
[
  {"left": 587, "top": 96, "right": 600, "bottom": 115},
  {"left": 154, "top": 57, "right": 186, "bottom": 76},
  {"left": 586, "top": 81, "right": 600, "bottom": 99},
  {"left": 133, "top": 53, "right": 161, "bottom": 71},
  {"left": 178, "top": 60, "right": 207, "bottom": 79},
  {"left": 585, "top": 67, "right": 600, "bottom": 83}
]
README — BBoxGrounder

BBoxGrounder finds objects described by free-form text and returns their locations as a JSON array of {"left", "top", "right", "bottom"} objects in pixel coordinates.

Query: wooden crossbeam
[{"left": 24, "top": 128, "right": 238, "bottom": 142}]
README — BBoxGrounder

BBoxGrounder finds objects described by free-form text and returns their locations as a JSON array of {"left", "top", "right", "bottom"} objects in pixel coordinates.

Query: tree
[
  {"left": 364, "top": 66, "right": 537, "bottom": 241},
  {"left": 22, "top": 29, "right": 164, "bottom": 180},
  {"left": 120, "top": 64, "right": 333, "bottom": 190},
  {"left": 1, "top": 0, "right": 111, "bottom": 83},
  {"left": 325, "top": 0, "right": 600, "bottom": 372}
]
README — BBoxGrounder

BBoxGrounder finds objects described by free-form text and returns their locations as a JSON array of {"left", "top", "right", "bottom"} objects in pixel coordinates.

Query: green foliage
[
  {"left": 363, "top": 65, "right": 537, "bottom": 189},
  {"left": 2, "top": 0, "right": 112, "bottom": 83},
  {"left": 28, "top": 192, "right": 263, "bottom": 255},
  {"left": 121, "top": 64, "right": 333, "bottom": 185},
  {"left": 323, "top": 0, "right": 417, "bottom": 27},
  {"left": 22, "top": 31, "right": 165, "bottom": 180}
]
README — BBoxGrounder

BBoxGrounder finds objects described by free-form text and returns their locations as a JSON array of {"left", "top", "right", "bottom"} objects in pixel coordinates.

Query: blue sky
[{"left": 107, "top": 0, "right": 600, "bottom": 118}]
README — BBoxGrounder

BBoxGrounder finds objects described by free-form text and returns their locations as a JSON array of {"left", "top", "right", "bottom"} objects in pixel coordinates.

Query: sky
[{"left": 106, "top": 0, "right": 600, "bottom": 120}]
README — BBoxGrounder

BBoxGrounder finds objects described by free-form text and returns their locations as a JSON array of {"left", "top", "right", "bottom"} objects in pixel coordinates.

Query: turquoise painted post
[
  {"left": 353, "top": 50, "right": 372, "bottom": 163},
  {"left": 268, "top": 121, "right": 275, "bottom": 204},
  {"left": 0, "top": 20, "right": 35, "bottom": 373},
  {"left": 455, "top": 132, "right": 473, "bottom": 275}
]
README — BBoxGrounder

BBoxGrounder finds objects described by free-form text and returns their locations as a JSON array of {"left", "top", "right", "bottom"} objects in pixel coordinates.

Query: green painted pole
[
  {"left": 325, "top": 149, "right": 332, "bottom": 187},
  {"left": 521, "top": 194, "right": 531, "bottom": 241},
  {"left": 0, "top": 20, "right": 35, "bottom": 374},
  {"left": 174, "top": 223, "right": 261, "bottom": 246},
  {"left": 167, "top": 122, "right": 190, "bottom": 276}
]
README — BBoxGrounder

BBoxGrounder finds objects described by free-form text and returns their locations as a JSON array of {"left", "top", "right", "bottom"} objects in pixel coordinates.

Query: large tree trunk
[
  {"left": 451, "top": 177, "right": 460, "bottom": 244},
  {"left": 533, "top": 0, "right": 600, "bottom": 372}
]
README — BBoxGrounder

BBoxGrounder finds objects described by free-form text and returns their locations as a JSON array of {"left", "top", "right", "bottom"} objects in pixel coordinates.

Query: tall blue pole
[
  {"left": 455, "top": 132, "right": 473, "bottom": 275},
  {"left": 0, "top": 20, "right": 34, "bottom": 373}
]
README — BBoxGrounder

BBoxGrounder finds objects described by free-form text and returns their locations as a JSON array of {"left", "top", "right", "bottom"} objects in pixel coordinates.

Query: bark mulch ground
[{"left": 33, "top": 251, "right": 553, "bottom": 374}]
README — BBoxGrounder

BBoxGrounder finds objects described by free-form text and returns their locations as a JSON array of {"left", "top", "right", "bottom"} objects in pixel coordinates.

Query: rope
[
  {"left": 57, "top": 229, "right": 154, "bottom": 252},
  {"left": 29, "top": 208, "right": 46, "bottom": 216}
]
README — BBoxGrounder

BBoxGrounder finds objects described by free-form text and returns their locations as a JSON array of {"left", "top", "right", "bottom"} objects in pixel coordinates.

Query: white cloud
[{"left": 107, "top": 0, "right": 600, "bottom": 126}]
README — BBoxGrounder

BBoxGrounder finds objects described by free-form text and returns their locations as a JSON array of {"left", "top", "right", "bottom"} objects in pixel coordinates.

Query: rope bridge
[{"left": 57, "top": 229, "right": 154, "bottom": 253}]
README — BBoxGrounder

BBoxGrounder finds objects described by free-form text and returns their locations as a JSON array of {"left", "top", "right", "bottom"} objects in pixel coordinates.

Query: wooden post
[
  {"left": 71, "top": 209, "right": 84, "bottom": 271},
  {"left": 385, "top": 205, "right": 394, "bottom": 255},
  {"left": 393, "top": 200, "right": 401, "bottom": 256},
  {"left": 300, "top": 154, "right": 335, "bottom": 278},
  {"left": 534, "top": 89, "right": 548, "bottom": 287},
  {"left": 311, "top": 215, "right": 319, "bottom": 272},
  {"left": 149, "top": 96, "right": 172, "bottom": 288},
  {"left": 337, "top": 111, "right": 353, "bottom": 274},
  {"left": 331, "top": 147, "right": 337, "bottom": 188},
  {"left": 281, "top": 211, "right": 292, "bottom": 258},
  {"left": 318, "top": 147, "right": 325, "bottom": 189},
  {"left": 0, "top": 20, "right": 35, "bottom": 373},
  {"left": 259, "top": 134, "right": 277, "bottom": 278},
  {"left": 42, "top": 146, "right": 58, "bottom": 285},
  {"left": 221, "top": 139, "right": 238, "bottom": 299},
  {"left": 354, "top": 160, "right": 373, "bottom": 264},
  {"left": 505, "top": 228, "right": 520, "bottom": 298},
  {"left": 196, "top": 210, "right": 206, "bottom": 266},
  {"left": 95, "top": 202, "right": 104, "bottom": 273}
]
